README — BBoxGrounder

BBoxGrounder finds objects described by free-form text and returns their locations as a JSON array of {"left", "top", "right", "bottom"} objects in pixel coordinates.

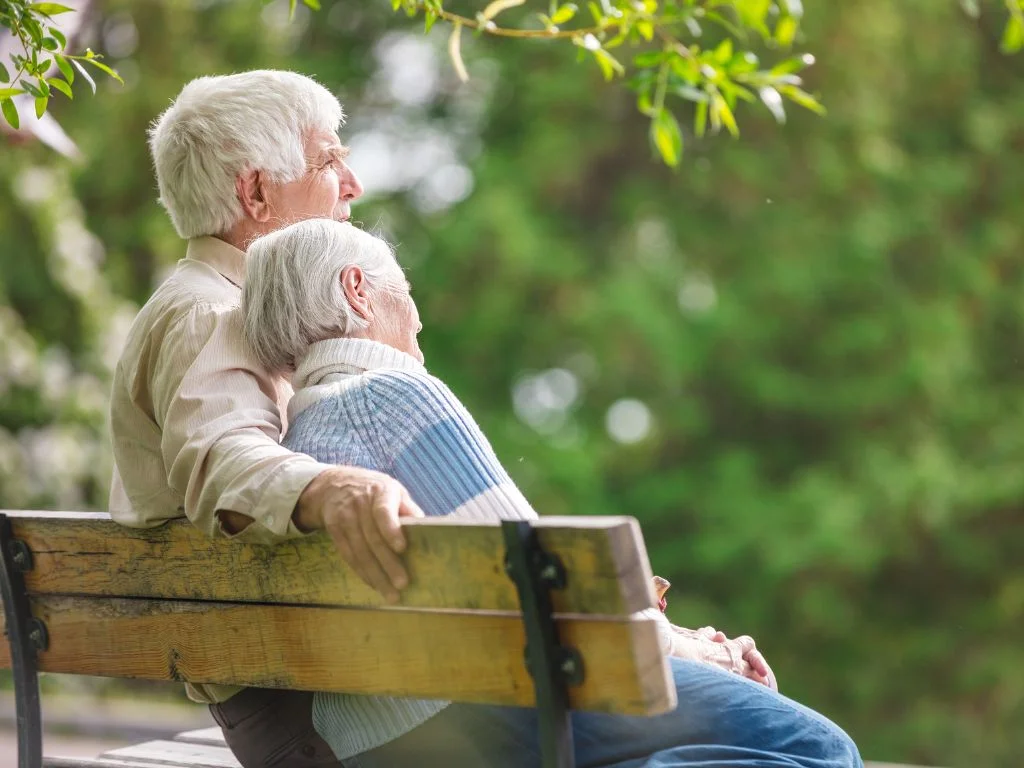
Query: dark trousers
[{"left": 209, "top": 687, "right": 342, "bottom": 768}]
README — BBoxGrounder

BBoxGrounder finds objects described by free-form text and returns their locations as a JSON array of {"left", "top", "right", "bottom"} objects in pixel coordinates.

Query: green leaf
[
  {"left": 775, "top": 15, "right": 798, "bottom": 47},
  {"left": 23, "top": 17, "right": 44, "bottom": 45},
  {"left": 1001, "top": 15, "right": 1024, "bottom": 54},
  {"left": 635, "top": 19, "right": 654, "bottom": 41},
  {"left": 288, "top": 0, "right": 297, "bottom": 21},
  {"left": 651, "top": 108, "right": 683, "bottom": 167},
  {"left": 0, "top": 87, "right": 25, "bottom": 99},
  {"left": 633, "top": 51, "right": 665, "bottom": 68},
  {"left": 303, "top": 0, "right": 321, "bottom": 9},
  {"left": 714, "top": 38, "right": 733, "bottom": 64},
  {"left": 84, "top": 57, "right": 124, "bottom": 84},
  {"left": 778, "top": 84, "right": 826, "bottom": 115},
  {"left": 711, "top": 92, "right": 739, "bottom": 136},
  {"left": 22, "top": 80, "right": 44, "bottom": 98},
  {"left": 592, "top": 48, "right": 624, "bottom": 81},
  {"left": 1, "top": 98, "right": 19, "bottom": 130},
  {"left": 71, "top": 59, "right": 96, "bottom": 93},
  {"left": 47, "top": 76, "right": 72, "bottom": 98},
  {"left": 673, "top": 85, "right": 709, "bottom": 103},
  {"left": 770, "top": 54, "right": 813, "bottom": 76},
  {"left": 34, "top": 95, "right": 48, "bottom": 118},
  {"left": 55, "top": 54, "right": 73, "bottom": 84},
  {"left": 694, "top": 99, "right": 708, "bottom": 137},
  {"left": 41, "top": 36, "right": 60, "bottom": 51},
  {"left": 0, "top": 63, "right": 8, "bottom": 84},
  {"left": 424, "top": 9, "right": 438, "bottom": 33},
  {"left": 28, "top": 2, "right": 75, "bottom": 15},
  {"left": 49, "top": 27, "right": 66, "bottom": 48},
  {"left": 551, "top": 3, "right": 577, "bottom": 24}
]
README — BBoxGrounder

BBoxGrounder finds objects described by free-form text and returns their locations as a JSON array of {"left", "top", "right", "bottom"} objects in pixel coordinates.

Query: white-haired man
[{"left": 109, "top": 70, "right": 421, "bottom": 766}]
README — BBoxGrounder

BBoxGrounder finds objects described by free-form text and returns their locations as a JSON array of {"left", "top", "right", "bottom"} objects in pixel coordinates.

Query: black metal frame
[
  {"left": 0, "top": 514, "right": 46, "bottom": 768},
  {"left": 502, "top": 520, "right": 584, "bottom": 768}
]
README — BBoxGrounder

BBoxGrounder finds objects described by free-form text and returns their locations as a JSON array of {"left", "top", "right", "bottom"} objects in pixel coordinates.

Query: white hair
[
  {"left": 242, "top": 218, "right": 406, "bottom": 373},
  {"left": 148, "top": 70, "right": 344, "bottom": 238}
]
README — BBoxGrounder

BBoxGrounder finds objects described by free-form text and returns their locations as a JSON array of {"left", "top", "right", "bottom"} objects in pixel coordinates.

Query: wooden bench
[{"left": 0, "top": 510, "right": 673, "bottom": 768}]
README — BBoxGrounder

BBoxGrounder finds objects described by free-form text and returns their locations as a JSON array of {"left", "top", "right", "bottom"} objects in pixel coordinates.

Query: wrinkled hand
[
  {"left": 295, "top": 466, "right": 425, "bottom": 604},
  {"left": 651, "top": 576, "right": 777, "bottom": 691},
  {"left": 673, "top": 627, "right": 778, "bottom": 691}
]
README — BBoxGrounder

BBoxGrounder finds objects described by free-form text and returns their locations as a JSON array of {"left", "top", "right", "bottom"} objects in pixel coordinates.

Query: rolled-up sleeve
[{"left": 153, "top": 303, "right": 331, "bottom": 543}]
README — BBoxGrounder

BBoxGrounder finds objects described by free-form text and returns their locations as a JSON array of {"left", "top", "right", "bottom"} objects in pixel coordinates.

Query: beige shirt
[{"left": 108, "top": 235, "right": 332, "bottom": 703}]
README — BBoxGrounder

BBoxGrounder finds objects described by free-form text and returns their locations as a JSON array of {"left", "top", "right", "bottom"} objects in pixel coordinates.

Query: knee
[{"left": 817, "top": 725, "right": 863, "bottom": 768}]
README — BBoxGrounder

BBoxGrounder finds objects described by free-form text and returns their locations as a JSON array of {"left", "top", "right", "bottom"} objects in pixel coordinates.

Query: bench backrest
[{"left": 0, "top": 511, "right": 675, "bottom": 716}]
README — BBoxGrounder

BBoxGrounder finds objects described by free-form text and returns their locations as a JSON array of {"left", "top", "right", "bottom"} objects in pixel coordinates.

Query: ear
[
  {"left": 235, "top": 169, "right": 272, "bottom": 223},
  {"left": 340, "top": 265, "right": 373, "bottom": 322}
]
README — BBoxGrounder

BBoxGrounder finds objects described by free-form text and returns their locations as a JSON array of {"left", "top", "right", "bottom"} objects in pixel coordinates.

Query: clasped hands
[{"left": 651, "top": 576, "right": 778, "bottom": 692}]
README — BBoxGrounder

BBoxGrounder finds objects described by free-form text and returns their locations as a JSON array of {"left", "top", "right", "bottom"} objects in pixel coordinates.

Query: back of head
[
  {"left": 148, "top": 70, "right": 344, "bottom": 239},
  {"left": 242, "top": 218, "right": 404, "bottom": 374}
]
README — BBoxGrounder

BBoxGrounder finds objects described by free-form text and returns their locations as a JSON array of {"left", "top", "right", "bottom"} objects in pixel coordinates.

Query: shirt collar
[
  {"left": 293, "top": 338, "right": 425, "bottom": 390},
  {"left": 185, "top": 236, "right": 246, "bottom": 288}
]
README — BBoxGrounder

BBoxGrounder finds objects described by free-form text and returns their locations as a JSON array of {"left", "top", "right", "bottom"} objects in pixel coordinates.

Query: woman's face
[{"left": 369, "top": 281, "right": 424, "bottom": 364}]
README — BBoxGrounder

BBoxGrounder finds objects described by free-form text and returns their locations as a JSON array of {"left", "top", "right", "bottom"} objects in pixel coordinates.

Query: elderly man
[
  {"left": 109, "top": 70, "right": 423, "bottom": 767},
  {"left": 234, "top": 217, "right": 862, "bottom": 768}
]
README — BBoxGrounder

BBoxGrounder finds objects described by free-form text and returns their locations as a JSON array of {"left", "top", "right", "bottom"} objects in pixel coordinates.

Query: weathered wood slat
[
  {"left": 3, "top": 512, "right": 655, "bottom": 616},
  {"left": 45, "top": 760, "right": 186, "bottom": 768},
  {"left": 173, "top": 728, "right": 227, "bottom": 747},
  {"left": 100, "top": 741, "right": 241, "bottom": 768},
  {"left": 0, "top": 595, "right": 676, "bottom": 715}
]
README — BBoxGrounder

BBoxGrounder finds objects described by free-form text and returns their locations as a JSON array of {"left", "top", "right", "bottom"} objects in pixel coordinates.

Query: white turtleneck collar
[
  {"left": 293, "top": 337, "right": 425, "bottom": 389},
  {"left": 288, "top": 338, "right": 426, "bottom": 423}
]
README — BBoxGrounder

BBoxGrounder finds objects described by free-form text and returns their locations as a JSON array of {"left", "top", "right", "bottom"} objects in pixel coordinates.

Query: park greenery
[
  {"left": 1, "top": 1, "right": 1024, "bottom": 767},
  {"left": 2, "top": 1, "right": 1023, "bottom": 166}
]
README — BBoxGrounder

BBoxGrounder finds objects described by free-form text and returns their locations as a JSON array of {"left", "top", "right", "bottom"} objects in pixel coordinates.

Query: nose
[{"left": 339, "top": 163, "right": 364, "bottom": 202}]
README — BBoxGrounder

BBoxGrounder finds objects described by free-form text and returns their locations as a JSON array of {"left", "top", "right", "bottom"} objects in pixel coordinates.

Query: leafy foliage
[
  {"left": 3, "top": 1, "right": 1022, "bottom": 167},
  {"left": 0, "top": 0, "right": 121, "bottom": 130}
]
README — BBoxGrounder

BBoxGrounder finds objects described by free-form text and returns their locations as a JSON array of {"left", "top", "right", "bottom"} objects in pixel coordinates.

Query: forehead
[{"left": 303, "top": 130, "right": 345, "bottom": 159}]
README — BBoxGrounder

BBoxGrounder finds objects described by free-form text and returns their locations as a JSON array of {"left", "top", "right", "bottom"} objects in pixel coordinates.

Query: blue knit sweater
[{"left": 282, "top": 337, "right": 538, "bottom": 760}]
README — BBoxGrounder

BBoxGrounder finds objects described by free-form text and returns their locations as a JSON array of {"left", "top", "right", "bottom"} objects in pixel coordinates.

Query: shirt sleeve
[
  {"left": 151, "top": 303, "right": 332, "bottom": 543},
  {"left": 360, "top": 370, "right": 538, "bottom": 522}
]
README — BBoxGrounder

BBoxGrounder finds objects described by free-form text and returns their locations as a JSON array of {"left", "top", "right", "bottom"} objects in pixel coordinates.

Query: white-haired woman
[{"left": 239, "top": 218, "right": 862, "bottom": 768}]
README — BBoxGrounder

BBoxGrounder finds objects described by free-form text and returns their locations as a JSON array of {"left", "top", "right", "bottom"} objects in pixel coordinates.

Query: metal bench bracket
[
  {"left": 503, "top": 520, "right": 584, "bottom": 768},
  {"left": 0, "top": 514, "right": 46, "bottom": 768}
]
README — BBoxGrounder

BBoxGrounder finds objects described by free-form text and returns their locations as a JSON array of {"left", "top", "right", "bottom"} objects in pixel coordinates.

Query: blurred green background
[{"left": 2, "top": 1, "right": 1023, "bottom": 766}]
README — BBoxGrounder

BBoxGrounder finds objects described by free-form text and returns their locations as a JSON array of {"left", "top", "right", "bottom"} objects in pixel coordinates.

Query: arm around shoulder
[{"left": 151, "top": 303, "right": 331, "bottom": 542}]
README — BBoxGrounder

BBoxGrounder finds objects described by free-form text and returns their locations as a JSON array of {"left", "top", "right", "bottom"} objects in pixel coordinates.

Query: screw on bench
[
  {"left": 28, "top": 620, "right": 48, "bottom": 652},
  {"left": 8, "top": 540, "right": 32, "bottom": 572}
]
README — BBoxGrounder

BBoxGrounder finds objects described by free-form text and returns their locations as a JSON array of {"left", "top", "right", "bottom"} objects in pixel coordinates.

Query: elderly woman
[{"left": 240, "top": 218, "right": 862, "bottom": 768}]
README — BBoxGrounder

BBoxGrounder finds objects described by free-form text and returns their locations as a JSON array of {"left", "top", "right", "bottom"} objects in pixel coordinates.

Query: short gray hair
[
  {"left": 242, "top": 218, "right": 406, "bottom": 373},
  {"left": 148, "top": 70, "right": 344, "bottom": 238}
]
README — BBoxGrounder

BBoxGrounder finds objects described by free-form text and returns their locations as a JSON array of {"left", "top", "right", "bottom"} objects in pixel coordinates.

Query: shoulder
[
  {"left": 119, "top": 264, "right": 238, "bottom": 358},
  {"left": 363, "top": 369, "right": 467, "bottom": 423}
]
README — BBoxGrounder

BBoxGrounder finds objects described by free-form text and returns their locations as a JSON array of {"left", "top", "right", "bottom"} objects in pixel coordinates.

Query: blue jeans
[{"left": 340, "top": 658, "right": 862, "bottom": 768}]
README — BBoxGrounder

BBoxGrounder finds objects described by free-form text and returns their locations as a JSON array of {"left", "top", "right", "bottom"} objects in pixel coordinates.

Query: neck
[{"left": 220, "top": 219, "right": 273, "bottom": 254}]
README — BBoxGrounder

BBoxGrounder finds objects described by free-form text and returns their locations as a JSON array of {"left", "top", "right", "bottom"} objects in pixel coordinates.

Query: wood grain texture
[
  {"left": 2, "top": 512, "right": 656, "bottom": 616},
  {"left": 100, "top": 741, "right": 241, "bottom": 768},
  {"left": 0, "top": 595, "right": 676, "bottom": 716},
  {"left": 173, "top": 728, "right": 227, "bottom": 747}
]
